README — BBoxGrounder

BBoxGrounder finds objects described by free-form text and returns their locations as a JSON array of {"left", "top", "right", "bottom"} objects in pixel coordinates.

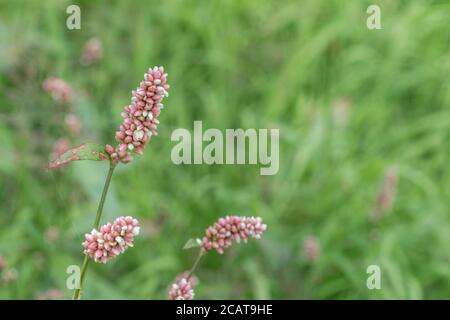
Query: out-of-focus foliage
[{"left": 0, "top": 0, "right": 449, "bottom": 299}]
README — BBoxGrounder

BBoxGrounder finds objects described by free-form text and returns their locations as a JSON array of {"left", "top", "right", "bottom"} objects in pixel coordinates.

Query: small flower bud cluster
[
  {"left": 82, "top": 216, "right": 140, "bottom": 263},
  {"left": 197, "top": 216, "right": 267, "bottom": 254},
  {"left": 105, "top": 144, "right": 133, "bottom": 165},
  {"left": 43, "top": 77, "right": 73, "bottom": 104},
  {"left": 168, "top": 277, "right": 196, "bottom": 300}
]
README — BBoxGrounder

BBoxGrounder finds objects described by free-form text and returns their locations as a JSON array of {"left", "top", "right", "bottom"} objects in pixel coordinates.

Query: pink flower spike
[
  {"left": 168, "top": 276, "right": 196, "bottom": 300},
  {"left": 110, "top": 66, "right": 169, "bottom": 164},
  {"left": 197, "top": 216, "right": 267, "bottom": 254},
  {"left": 82, "top": 216, "right": 140, "bottom": 263},
  {"left": 42, "top": 77, "right": 73, "bottom": 104}
]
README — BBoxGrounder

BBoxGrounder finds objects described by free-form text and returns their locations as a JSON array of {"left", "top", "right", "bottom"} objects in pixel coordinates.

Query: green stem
[
  {"left": 187, "top": 249, "right": 205, "bottom": 281},
  {"left": 73, "top": 164, "right": 116, "bottom": 300}
]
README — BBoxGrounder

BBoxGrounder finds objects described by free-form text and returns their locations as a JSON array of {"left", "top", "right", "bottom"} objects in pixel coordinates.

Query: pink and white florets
[
  {"left": 108, "top": 66, "right": 169, "bottom": 164},
  {"left": 168, "top": 277, "right": 195, "bottom": 300},
  {"left": 82, "top": 216, "right": 140, "bottom": 263},
  {"left": 197, "top": 216, "right": 267, "bottom": 254}
]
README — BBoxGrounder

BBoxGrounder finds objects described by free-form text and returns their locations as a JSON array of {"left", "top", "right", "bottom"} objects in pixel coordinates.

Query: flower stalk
[
  {"left": 187, "top": 249, "right": 205, "bottom": 281},
  {"left": 72, "top": 164, "right": 116, "bottom": 300}
]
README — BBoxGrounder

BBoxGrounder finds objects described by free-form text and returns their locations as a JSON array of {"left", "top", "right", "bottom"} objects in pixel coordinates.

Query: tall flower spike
[
  {"left": 168, "top": 277, "right": 195, "bottom": 300},
  {"left": 109, "top": 66, "right": 169, "bottom": 165},
  {"left": 197, "top": 216, "right": 267, "bottom": 254},
  {"left": 43, "top": 77, "right": 73, "bottom": 104},
  {"left": 82, "top": 216, "right": 140, "bottom": 263}
]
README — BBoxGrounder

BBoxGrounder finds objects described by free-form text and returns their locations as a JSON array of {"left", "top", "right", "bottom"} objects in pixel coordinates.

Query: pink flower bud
[{"left": 82, "top": 216, "right": 139, "bottom": 263}]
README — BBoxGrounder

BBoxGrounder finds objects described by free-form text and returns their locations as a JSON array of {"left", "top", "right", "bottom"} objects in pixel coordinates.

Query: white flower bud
[
  {"left": 115, "top": 236, "right": 125, "bottom": 247},
  {"left": 133, "top": 130, "right": 144, "bottom": 141},
  {"left": 132, "top": 226, "right": 140, "bottom": 236}
]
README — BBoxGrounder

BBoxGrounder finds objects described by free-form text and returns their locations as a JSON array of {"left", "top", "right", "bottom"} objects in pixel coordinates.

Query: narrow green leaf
[
  {"left": 48, "top": 143, "right": 109, "bottom": 170},
  {"left": 183, "top": 238, "right": 201, "bottom": 250}
]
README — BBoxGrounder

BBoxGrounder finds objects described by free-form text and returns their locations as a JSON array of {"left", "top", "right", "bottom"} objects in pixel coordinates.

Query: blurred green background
[{"left": 0, "top": 0, "right": 449, "bottom": 299}]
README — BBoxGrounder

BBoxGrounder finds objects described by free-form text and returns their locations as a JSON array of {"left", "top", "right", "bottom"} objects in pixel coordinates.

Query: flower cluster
[
  {"left": 105, "top": 144, "right": 133, "bottom": 165},
  {"left": 197, "top": 216, "right": 267, "bottom": 254},
  {"left": 108, "top": 66, "right": 169, "bottom": 165},
  {"left": 168, "top": 277, "right": 196, "bottom": 300},
  {"left": 43, "top": 77, "right": 73, "bottom": 104},
  {"left": 82, "top": 216, "right": 140, "bottom": 263},
  {"left": 304, "top": 236, "right": 320, "bottom": 262},
  {"left": 81, "top": 38, "right": 103, "bottom": 65}
]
